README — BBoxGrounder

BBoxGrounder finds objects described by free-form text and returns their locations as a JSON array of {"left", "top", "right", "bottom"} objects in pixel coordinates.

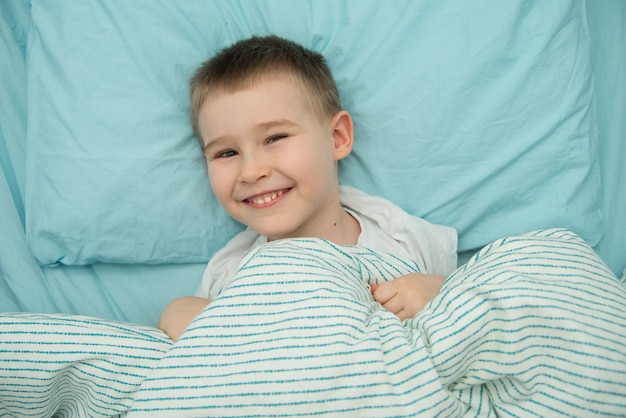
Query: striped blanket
[{"left": 1, "top": 229, "right": 625, "bottom": 417}]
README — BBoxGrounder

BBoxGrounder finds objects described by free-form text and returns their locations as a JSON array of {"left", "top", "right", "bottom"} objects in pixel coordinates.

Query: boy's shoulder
[
  {"left": 196, "top": 228, "right": 264, "bottom": 298},
  {"left": 339, "top": 185, "right": 458, "bottom": 276}
]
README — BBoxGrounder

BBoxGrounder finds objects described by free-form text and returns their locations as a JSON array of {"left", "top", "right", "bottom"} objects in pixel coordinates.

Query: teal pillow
[{"left": 25, "top": 0, "right": 602, "bottom": 265}]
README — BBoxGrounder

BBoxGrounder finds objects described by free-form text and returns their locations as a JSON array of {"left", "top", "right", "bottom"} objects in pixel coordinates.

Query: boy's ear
[{"left": 331, "top": 110, "right": 354, "bottom": 161}]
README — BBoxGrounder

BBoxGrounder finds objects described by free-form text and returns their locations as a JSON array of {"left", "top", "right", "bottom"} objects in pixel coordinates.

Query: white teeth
[{"left": 251, "top": 190, "right": 283, "bottom": 205}]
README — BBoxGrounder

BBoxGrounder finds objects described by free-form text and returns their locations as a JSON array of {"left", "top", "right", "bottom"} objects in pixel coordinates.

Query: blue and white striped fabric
[
  {"left": 1, "top": 229, "right": 625, "bottom": 417},
  {"left": 0, "top": 314, "right": 170, "bottom": 417},
  {"left": 130, "top": 229, "right": 626, "bottom": 417}
]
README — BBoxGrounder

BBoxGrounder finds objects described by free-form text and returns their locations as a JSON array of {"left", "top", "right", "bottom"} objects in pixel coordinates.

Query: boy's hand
[{"left": 370, "top": 273, "right": 446, "bottom": 320}]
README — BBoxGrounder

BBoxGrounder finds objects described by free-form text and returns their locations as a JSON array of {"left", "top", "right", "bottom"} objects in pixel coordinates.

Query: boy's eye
[
  {"left": 266, "top": 134, "right": 287, "bottom": 144},
  {"left": 212, "top": 149, "right": 237, "bottom": 159}
]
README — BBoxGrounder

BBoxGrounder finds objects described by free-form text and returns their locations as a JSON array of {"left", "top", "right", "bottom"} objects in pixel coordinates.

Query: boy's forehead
[
  {"left": 202, "top": 73, "right": 316, "bottom": 119},
  {"left": 198, "top": 75, "right": 318, "bottom": 140},
  {"left": 225, "top": 71, "right": 308, "bottom": 97}
]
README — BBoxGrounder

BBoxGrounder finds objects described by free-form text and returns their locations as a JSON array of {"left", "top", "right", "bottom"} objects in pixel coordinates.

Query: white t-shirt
[{"left": 196, "top": 186, "right": 457, "bottom": 300}]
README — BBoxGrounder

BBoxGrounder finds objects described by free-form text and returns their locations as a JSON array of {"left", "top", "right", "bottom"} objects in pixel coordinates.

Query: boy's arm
[
  {"left": 158, "top": 296, "right": 211, "bottom": 341},
  {"left": 371, "top": 273, "right": 445, "bottom": 320}
]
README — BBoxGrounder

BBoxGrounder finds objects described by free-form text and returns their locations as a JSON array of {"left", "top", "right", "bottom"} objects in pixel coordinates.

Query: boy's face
[{"left": 198, "top": 74, "right": 353, "bottom": 241}]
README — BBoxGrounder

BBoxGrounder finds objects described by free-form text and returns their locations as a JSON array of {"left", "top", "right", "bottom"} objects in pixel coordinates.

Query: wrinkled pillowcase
[{"left": 25, "top": 0, "right": 602, "bottom": 265}]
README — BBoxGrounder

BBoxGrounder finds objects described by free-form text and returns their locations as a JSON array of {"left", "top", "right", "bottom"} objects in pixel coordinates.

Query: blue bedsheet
[{"left": 0, "top": 0, "right": 624, "bottom": 327}]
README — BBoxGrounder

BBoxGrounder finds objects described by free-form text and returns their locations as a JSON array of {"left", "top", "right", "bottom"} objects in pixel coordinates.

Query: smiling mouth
[{"left": 246, "top": 189, "right": 288, "bottom": 206}]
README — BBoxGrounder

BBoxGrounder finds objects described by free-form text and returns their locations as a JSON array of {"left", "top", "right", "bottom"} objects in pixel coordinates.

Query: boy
[{"left": 158, "top": 35, "right": 457, "bottom": 340}]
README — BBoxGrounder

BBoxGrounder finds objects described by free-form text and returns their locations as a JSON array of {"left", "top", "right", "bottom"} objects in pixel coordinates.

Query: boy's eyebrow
[
  {"left": 255, "top": 119, "right": 299, "bottom": 131},
  {"left": 203, "top": 137, "right": 227, "bottom": 155}
]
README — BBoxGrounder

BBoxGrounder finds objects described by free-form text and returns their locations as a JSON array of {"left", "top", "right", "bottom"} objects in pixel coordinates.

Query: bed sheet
[
  {"left": 0, "top": 0, "right": 203, "bottom": 322},
  {"left": 586, "top": 0, "right": 626, "bottom": 280},
  {"left": 0, "top": 0, "right": 625, "bottom": 328}
]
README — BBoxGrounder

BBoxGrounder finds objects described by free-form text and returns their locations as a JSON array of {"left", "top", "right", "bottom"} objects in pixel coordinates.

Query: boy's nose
[{"left": 239, "top": 155, "right": 271, "bottom": 183}]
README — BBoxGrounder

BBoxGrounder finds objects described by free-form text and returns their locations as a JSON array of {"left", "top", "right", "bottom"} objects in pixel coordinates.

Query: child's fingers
[{"left": 371, "top": 281, "right": 397, "bottom": 305}]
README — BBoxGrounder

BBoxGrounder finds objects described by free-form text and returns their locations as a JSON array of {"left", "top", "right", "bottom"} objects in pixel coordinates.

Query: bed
[{"left": 1, "top": 0, "right": 625, "bottom": 416}]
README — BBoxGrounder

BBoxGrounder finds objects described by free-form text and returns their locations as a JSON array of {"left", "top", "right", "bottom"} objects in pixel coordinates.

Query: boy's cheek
[
  {"left": 207, "top": 165, "right": 224, "bottom": 184},
  {"left": 208, "top": 173, "right": 228, "bottom": 200}
]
